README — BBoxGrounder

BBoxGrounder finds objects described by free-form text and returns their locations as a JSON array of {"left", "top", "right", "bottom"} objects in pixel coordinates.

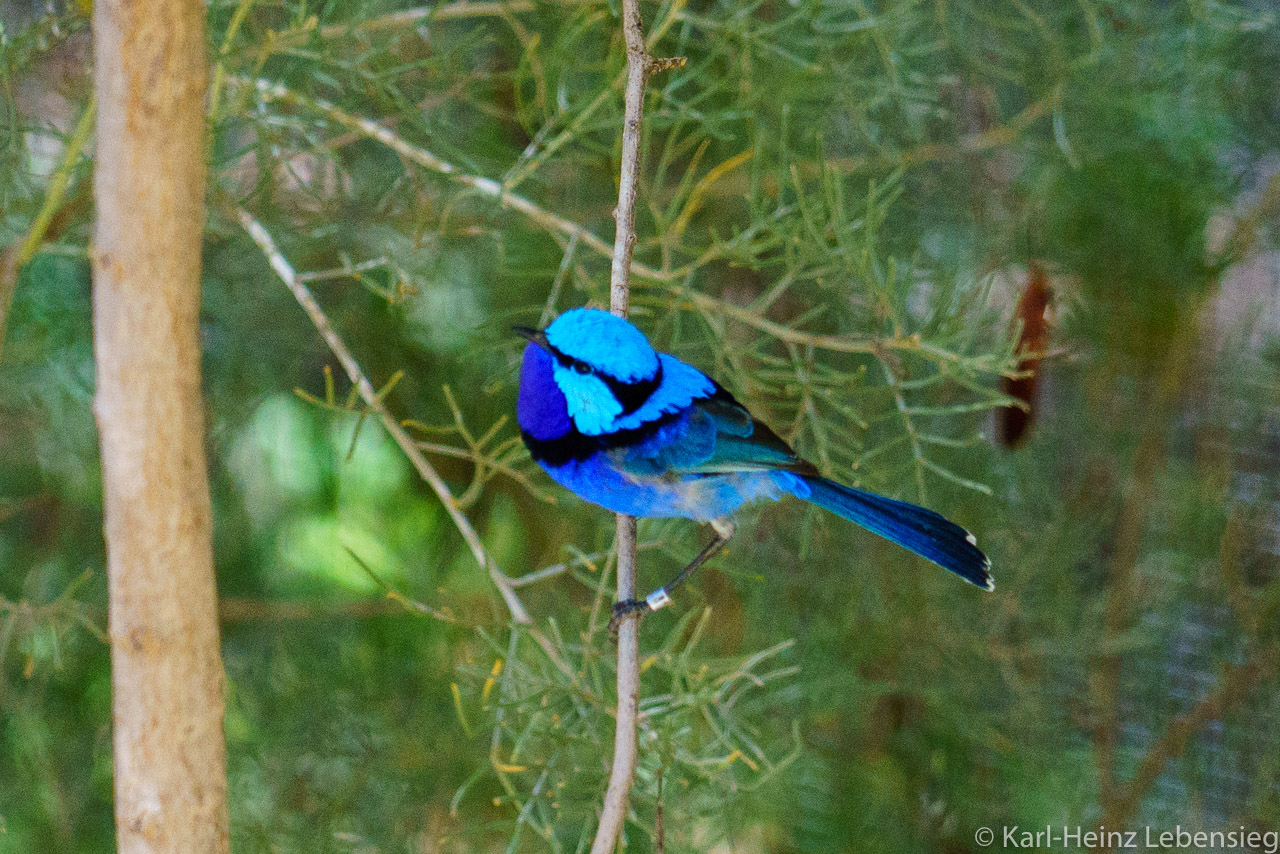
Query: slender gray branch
[{"left": 590, "top": 1, "right": 651, "bottom": 849}]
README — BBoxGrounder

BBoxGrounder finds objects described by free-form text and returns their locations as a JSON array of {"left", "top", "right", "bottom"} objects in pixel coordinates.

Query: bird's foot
[
  {"left": 608, "top": 599, "right": 649, "bottom": 641},
  {"left": 608, "top": 589, "right": 674, "bottom": 641}
]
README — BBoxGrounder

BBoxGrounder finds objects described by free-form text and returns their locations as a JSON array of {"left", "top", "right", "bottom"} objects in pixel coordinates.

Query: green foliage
[
  {"left": 4, "top": 0, "right": 1280, "bottom": 851},
  {"left": 451, "top": 608, "right": 801, "bottom": 852}
]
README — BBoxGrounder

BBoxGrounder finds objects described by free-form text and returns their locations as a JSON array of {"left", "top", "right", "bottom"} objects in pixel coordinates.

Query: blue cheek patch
[{"left": 554, "top": 367, "right": 623, "bottom": 435}]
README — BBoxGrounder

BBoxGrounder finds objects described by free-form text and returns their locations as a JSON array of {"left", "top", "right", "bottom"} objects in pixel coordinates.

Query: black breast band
[{"left": 522, "top": 407, "right": 687, "bottom": 467}]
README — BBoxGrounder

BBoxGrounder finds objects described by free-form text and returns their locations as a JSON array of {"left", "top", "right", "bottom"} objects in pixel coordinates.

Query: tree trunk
[{"left": 91, "top": 0, "right": 230, "bottom": 852}]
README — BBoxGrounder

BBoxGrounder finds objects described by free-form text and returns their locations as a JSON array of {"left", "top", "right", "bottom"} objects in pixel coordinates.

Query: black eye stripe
[
  {"left": 600, "top": 363, "right": 663, "bottom": 415},
  {"left": 546, "top": 344, "right": 663, "bottom": 416},
  {"left": 546, "top": 346, "right": 576, "bottom": 370}
]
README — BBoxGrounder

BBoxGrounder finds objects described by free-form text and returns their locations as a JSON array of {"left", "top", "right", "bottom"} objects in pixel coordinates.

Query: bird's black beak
[{"left": 512, "top": 325, "right": 551, "bottom": 351}]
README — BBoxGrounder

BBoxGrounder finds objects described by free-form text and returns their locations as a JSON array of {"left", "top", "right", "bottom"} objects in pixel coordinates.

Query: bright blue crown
[{"left": 544, "top": 308, "right": 660, "bottom": 383}]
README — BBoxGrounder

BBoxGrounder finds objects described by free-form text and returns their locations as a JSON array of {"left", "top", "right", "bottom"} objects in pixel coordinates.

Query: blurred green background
[{"left": 3, "top": 0, "right": 1280, "bottom": 851}]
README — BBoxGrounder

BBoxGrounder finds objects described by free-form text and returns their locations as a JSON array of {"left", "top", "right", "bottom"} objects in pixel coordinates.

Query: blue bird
[{"left": 515, "top": 307, "right": 992, "bottom": 622}]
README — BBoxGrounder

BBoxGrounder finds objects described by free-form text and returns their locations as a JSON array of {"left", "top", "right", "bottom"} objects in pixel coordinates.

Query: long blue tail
[{"left": 797, "top": 475, "right": 993, "bottom": 590}]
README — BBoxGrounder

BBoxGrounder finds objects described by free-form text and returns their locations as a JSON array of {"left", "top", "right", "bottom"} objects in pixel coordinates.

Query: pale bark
[{"left": 92, "top": 0, "right": 230, "bottom": 851}]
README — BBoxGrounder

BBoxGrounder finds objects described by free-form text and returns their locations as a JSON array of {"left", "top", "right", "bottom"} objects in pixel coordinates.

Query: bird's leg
[
  {"left": 610, "top": 519, "right": 735, "bottom": 635},
  {"left": 643, "top": 519, "right": 734, "bottom": 610}
]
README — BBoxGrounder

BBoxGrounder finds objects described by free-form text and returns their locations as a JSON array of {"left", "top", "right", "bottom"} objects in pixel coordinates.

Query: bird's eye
[{"left": 572, "top": 361, "right": 591, "bottom": 375}]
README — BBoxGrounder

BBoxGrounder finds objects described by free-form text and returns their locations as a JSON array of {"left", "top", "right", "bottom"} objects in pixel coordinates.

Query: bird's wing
[{"left": 614, "top": 384, "right": 817, "bottom": 477}]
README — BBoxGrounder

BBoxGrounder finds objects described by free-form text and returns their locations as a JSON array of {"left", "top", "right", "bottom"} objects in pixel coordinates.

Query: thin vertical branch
[
  {"left": 591, "top": 0, "right": 650, "bottom": 850},
  {"left": 608, "top": 4, "right": 647, "bottom": 317}
]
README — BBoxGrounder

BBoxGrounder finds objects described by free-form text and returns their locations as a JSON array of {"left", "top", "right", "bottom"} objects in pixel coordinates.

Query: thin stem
[
  {"left": 508, "top": 546, "right": 655, "bottom": 589},
  {"left": 238, "top": 77, "right": 682, "bottom": 281},
  {"left": 296, "top": 255, "right": 391, "bottom": 282},
  {"left": 594, "top": 518, "right": 639, "bottom": 854},
  {"left": 590, "top": 0, "right": 650, "bottom": 849}
]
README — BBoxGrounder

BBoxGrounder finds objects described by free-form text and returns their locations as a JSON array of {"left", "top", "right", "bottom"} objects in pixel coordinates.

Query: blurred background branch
[{"left": 233, "top": 203, "right": 534, "bottom": 626}]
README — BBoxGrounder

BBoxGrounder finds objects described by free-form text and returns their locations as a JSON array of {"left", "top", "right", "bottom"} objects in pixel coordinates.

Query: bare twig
[
  {"left": 232, "top": 205, "right": 533, "bottom": 625},
  {"left": 296, "top": 254, "right": 391, "bottom": 282},
  {"left": 240, "top": 78, "right": 668, "bottom": 280},
  {"left": 590, "top": 1, "right": 651, "bottom": 850},
  {"left": 607, "top": 11, "right": 646, "bottom": 316},
  {"left": 594, "top": 516, "right": 639, "bottom": 854},
  {"left": 512, "top": 548, "right": 604, "bottom": 588},
  {"left": 509, "top": 540, "right": 659, "bottom": 589}
]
